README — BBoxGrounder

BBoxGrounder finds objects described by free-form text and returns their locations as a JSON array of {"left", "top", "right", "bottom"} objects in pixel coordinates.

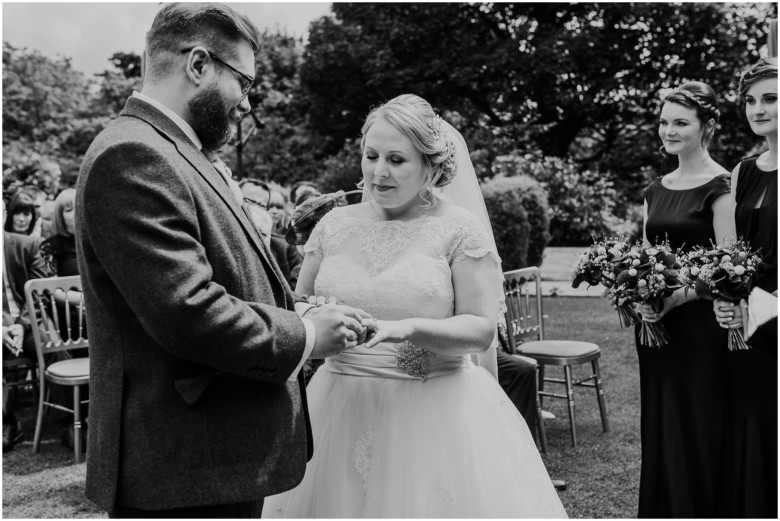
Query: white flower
[
  {"left": 628, "top": 268, "right": 637, "bottom": 277},
  {"left": 722, "top": 254, "right": 732, "bottom": 263},
  {"left": 734, "top": 265, "right": 745, "bottom": 276},
  {"left": 691, "top": 266, "right": 700, "bottom": 276},
  {"left": 647, "top": 248, "right": 658, "bottom": 256},
  {"left": 655, "top": 263, "right": 665, "bottom": 272}
]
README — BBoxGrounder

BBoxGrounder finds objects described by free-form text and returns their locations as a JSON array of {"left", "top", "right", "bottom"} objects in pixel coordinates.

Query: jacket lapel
[{"left": 119, "top": 98, "right": 290, "bottom": 302}]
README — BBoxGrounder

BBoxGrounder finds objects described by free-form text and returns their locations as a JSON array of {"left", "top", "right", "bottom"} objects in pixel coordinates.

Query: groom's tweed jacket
[{"left": 76, "top": 97, "right": 312, "bottom": 512}]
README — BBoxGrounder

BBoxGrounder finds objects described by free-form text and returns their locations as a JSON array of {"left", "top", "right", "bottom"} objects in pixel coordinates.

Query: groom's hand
[{"left": 309, "top": 304, "right": 373, "bottom": 358}]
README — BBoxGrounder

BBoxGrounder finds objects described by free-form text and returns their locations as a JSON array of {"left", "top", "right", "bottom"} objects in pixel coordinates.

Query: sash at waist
[{"left": 324, "top": 348, "right": 473, "bottom": 380}]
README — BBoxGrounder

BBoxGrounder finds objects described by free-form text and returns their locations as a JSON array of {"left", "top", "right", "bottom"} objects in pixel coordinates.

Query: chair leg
[
  {"left": 73, "top": 385, "right": 83, "bottom": 464},
  {"left": 33, "top": 378, "right": 46, "bottom": 454},
  {"left": 592, "top": 360, "right": 609, "bottom": 433},
  {"left": 538, "top": 365, "right": 545, "bottom": 409},
  {"left": 563, "top": 365, "right": 577, "bottom": 447},
  {"left": 535, "top": 382, "right": 548, "bottom": 453}
]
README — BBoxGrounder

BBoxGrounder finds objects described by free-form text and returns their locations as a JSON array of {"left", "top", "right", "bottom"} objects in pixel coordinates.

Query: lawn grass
[{"left": 2, "top": 296, "right": 641, "bottom": 518}]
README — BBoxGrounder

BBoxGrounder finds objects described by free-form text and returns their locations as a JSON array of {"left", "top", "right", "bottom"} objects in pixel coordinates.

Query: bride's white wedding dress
[{"left": 262, "top": 204, "right": 567, "bottom": 518}]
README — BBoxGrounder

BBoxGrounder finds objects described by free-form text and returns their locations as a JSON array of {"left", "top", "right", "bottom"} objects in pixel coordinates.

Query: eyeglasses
[
  {"left": 181, "top": 48, "right": 254, "bottom": 99},
  {"left": 243, "top": 196, "right": 270, "bottom": 210}
]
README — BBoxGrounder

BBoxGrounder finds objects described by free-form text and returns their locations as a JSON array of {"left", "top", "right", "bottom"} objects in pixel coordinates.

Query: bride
[{"left": 262, "top": 94, "right": 567, "bottom": 518}]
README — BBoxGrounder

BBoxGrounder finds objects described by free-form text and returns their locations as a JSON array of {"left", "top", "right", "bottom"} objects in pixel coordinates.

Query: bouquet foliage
[
  {"left": 572, "top": 236, "right": 640, "bottom": 328},
  {"left": 610, "top": 238, "right": 684, "bottom": 348},
  {"left": 680, "top": 240, "right": 762, "bottom": 350}
]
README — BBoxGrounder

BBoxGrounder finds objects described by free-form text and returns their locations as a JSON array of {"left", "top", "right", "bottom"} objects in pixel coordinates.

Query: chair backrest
[
  {"left": 503, "top": 267, "right": 545, "bottom": 354},
  {"left": 23, "top": 276, "right": 88, "bottom": 366}
]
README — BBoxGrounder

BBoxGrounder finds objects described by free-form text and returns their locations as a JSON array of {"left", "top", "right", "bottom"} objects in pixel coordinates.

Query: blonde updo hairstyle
[{"left": 360, "top": 94, "right": 457, "bottom": 207}]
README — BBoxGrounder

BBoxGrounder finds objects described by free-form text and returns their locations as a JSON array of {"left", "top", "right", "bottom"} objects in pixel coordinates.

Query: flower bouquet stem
[
  {"left": 727, "top": 327, "right": 750, "bottom": 351},
  {"left": 638, "top": 320, "right": 670, "bottom": 348},
  {"left": 617, "top": 304, "right": 641, "bottom": 328}
]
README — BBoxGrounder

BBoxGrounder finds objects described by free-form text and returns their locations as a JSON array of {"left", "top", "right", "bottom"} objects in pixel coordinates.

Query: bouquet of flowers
[
  {"left": 680, "top": 240, "right": 762, "bottom": 350},
  {"left": 610, "top": 238, "right": 684, "bottom": 348},
  {"left": 572, "top": 237, "right": 640, "bottom": 328}
]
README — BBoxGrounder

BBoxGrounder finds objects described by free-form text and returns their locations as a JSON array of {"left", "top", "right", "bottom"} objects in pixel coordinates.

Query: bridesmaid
[
  {"left": 713, "top": 57, "right": 777, "bottom": 518},
  {"left": 635, "top": 82, "right": 735, "bottom": 518}
]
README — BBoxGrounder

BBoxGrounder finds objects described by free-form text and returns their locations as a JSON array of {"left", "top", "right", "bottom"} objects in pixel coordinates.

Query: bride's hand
[{"left": 363, "top": 319, "right": 413, "bottom": 349}]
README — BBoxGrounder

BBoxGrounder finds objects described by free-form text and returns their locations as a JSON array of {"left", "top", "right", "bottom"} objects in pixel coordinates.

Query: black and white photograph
[{"left": 1, "top": 2, "right": 777, "bottom": 518}]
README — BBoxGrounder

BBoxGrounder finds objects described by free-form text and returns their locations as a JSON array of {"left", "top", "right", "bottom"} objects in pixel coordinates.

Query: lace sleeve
[
  {"left": 447, "top": 211, "right": 495, "bottom": 265},
  {"left": 302, "top": 210, "right": 337, "bottom": 260}
]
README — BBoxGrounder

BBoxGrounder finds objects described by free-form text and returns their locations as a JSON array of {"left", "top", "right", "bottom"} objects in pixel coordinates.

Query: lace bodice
[{"left": 305, "top": 204, "right": 495, "bottom": 379}]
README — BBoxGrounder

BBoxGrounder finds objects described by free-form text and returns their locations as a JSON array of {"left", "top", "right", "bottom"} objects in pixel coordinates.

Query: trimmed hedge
[
  {"left": 482, "top": 175, "right": 550, "bottom": 270},
  {"left": 494, "top": 153, "right": 618, "bottom": 246}
]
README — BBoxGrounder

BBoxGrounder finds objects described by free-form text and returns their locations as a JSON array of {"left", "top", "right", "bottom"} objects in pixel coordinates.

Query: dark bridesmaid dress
[
  {"left": 719, "top": 157, "right": 777, "bottom": 518},
  {"left": 636, "top": 174, "right": 730, "bottom": 518}
]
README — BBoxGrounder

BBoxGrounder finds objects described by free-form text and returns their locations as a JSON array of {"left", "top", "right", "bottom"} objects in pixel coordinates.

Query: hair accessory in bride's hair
[{"left": 428, "top": 114, "right": 442, "bottom": 140}]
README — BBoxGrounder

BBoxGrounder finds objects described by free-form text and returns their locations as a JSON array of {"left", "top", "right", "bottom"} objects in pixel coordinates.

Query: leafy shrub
[
  {"left": 494, "top": 152, "right": 618, "bottom": 246},
  {"left": 481, "top": 175, "right": 549, "bottom": 270},
  {"left": 2, "top": 150, "right": 61, "bottom": 199},
  {"left": 319, "top": 138, "right": 363, "bottom": 194}
]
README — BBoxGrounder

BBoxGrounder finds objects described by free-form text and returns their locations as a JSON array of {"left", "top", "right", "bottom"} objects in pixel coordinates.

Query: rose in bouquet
[
  {"left": 680, "top": 240, "right": 762, "bottom": 350},
  {"left": 572, "top": 236, "right": 640, "bottom": 327},
  {"left": 611, "top": 238, "right": 684, "bottom": 348}
]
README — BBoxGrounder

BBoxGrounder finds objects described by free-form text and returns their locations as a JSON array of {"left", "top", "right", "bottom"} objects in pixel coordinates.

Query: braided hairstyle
[
  {"left": 662, "top": 81, "right": 721, "bottom": 149},
  {"left": 738, "top": 56, "right": 778, "bottom": 102},
  {"left": 361, "top": 94, "right": 457, "bottom": 207}
]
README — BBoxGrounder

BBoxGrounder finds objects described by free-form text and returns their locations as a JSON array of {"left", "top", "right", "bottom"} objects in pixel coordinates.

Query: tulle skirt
[{"left": 262, "top": 361, "right": 567, "bottom": 518}]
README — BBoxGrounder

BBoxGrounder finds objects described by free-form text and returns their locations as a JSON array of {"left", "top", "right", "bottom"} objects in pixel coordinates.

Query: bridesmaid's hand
[
  {"left": 713, "top": 299, "right": 744, "bottom": 329},
  {"left": 638, "top": 293, "right": 678, "bottom": 323}
]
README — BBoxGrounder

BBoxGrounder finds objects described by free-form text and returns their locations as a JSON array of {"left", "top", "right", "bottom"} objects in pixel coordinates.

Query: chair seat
[
  {"left": 518, "top": 340, "right": 600, "bottom": 361},
  {"left": 46, "top": 358, "right": 89, "bottom": 380},
  {"left": 510, "top": 353, "right": 539, "bottom": 367}
]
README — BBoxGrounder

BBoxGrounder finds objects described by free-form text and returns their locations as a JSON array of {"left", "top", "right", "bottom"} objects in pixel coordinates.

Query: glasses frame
[
  {"left": 180, "top": 48, "right": 255, "bottom": 99},
  {"left": 243, "top": 195, "right": 271, "bottom": 211}
]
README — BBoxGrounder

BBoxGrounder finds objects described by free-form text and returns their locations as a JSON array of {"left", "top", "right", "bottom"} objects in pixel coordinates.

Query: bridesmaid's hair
[
  {"left": 360, "top": 94, "right": 457, "bottom": 192},
  {"left": 738, "top": 57, "right": 778, "bottom": 102},
  {"left": 662, "top": 82, "right": 721, "bottom": 148}
]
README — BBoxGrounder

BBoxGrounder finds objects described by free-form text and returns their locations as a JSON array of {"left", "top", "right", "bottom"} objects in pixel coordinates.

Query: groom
[{"left": 76, "top": 3, "right": 368, "bottom": 517}]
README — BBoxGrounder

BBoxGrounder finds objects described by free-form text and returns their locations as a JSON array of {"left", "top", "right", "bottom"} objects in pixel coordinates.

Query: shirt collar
[{"left": 132, "top": 91, "right": 202, "bottom": 150}]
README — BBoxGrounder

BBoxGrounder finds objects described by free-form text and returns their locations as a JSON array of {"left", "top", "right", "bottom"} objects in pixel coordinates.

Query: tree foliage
[{"left": 300, "top": 2, "right": 775, "bottom": 206}]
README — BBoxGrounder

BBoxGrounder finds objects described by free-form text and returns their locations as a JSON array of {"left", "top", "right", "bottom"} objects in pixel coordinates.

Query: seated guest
[
  {"left": 496, "top": 323, "right": 539, "bottom": 440},
  {"left": 238, "top": 178, "right": 271, "bottom": 210},
  {"left": 268, "top": 189, "right": 289, "bottom": 236},
  {"left": 41, "top": 189, "right": 78, "bottom": 277},
  {"left": 19, "top": 185, "right": 50, "bottom": 239},
  {"left": 240, "top": 181, "right": 302, "bottom": 288},
  {"left": 2, "top": 216, "right": 49, "bottom": 450},
  {"left": 40, "top": 188, "right": 85, "bottom": 343},
  {"left": 289, "top": 180, "right": 320, "bottom": 209},
  {"left": 4, "top": 192, "right": 38, "bottom": 236}
]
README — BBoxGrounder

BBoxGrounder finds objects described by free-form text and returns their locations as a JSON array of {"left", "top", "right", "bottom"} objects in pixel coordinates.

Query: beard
[{"left": 188, "top": 82, "right": 243, "bottom": 155}]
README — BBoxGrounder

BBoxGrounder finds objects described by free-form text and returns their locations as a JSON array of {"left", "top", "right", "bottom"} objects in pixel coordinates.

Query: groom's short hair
[{"left": 144, "top": 2, "right": 259, "bottom": 81}]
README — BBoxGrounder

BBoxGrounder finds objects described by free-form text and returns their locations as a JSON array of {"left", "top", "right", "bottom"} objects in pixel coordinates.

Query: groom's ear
[{"left": 184, "top": 47, "right": 209, "bottom": 86}]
